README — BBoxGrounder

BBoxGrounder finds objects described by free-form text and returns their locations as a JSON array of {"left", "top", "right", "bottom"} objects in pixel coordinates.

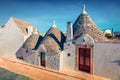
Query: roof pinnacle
[
  {"left": 82, "top": 4, "right": 87, "bottom": 14},
  {"left": 52, "top": 20, "right": 57, "bottom": 27}
]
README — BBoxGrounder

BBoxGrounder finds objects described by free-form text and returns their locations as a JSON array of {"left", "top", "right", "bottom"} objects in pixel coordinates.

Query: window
[
  {"left": 26, "top": 28, "right": 28, "bottom": 33},
  {"left": 67, "top": 44, "right": 70, "bottom": 46},
  {"left": 26, "top": 50, "right": 28, "bottom": 53},
  {"left": 67, "top": 53, "right": 71, "bottom": 56}
]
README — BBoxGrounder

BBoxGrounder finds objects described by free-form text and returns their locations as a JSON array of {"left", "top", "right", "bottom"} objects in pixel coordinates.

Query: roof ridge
[
  {"left": 10, "top": 17, "right": 32, "bottom": 25},
  {"left": 10, "top": 17, "right": 36, "bottom": 35}
]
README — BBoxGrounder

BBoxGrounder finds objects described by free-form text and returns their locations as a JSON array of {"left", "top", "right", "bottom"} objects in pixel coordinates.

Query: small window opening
[
  {"left": 83, "top": 39, "right": 85, "bottom": 42},
  {"left": 26, "top": 50, "right": 28, "bottom": 53},
  {"left": 26, "top": 28, "right": 28, "bottom": 33},
  {"left": 67, "top": 53, "right": 71, "bottom": 56},
  {"left": 67, "top": 44, "right": 70, "bottom": 46}
]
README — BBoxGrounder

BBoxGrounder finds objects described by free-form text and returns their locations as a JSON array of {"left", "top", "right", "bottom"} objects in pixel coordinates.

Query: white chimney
[{"left": 66, "top": 22, "right": 73, "bottom": 42}]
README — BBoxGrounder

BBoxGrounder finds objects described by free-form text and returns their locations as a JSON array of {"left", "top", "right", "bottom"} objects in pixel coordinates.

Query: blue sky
[{"left": 0, "top": 0, "right": 120, "bottom": 33}]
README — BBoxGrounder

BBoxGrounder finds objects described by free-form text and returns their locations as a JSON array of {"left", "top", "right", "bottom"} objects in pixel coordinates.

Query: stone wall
[
  {"left": 94, "top": 42, "right": 120, "bottom": 80},
  {"left": 24, "top": 52, "right": 39, "bottom": 65},
  {"left": 22, "top": 49, "right": 60, "bottom": 70},
  {"left": 17, "top": 47, "right": 61, "bottom": 70},
  {"left": 46, "top": 52, "right": 60, "bottom": 70},
  {"left": 16, "top": 48, "right": 39, "bottom": 65}
]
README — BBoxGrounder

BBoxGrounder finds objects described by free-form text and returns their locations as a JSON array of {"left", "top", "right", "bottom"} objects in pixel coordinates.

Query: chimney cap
[{"left": 67, "top": 22, "right": 72, "bottom": 24}]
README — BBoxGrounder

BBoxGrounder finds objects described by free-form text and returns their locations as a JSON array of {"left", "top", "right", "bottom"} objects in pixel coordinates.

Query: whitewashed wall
[
  {"left": 0, "top": 18, "right": 24, "bottom": 58},
  {"left": 59, "top": 51, "right": 63, "bottom": 70},
  {"left": 0, "top": 27, "right": 3, "bottom": 33},
  {"left": 63, "top": 43, "right": 76, "bottom": 70},
  {"left": 63, "top": 33, "right": 94, "bottom": 70},
  {"left": 94, "top": 42, "right": 120, "bottom": 80},
  {"left": 75, "top": 34, "right": 94, "bottom": 45}
]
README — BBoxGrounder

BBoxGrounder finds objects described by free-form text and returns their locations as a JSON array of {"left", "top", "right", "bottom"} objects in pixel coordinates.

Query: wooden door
[
  {"left": 41, "top": 52, "right": 46, "bottom": 67},
  {"left": 79, "top": 48, "right": 90, "bottom": 73}
]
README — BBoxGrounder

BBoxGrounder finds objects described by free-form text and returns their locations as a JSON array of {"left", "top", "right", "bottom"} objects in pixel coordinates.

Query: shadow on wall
[
  {"left": 112, "top": 60, "right": 120, "bottom": 66},
  {"left": 60, "top": 32, "right": 66, "bottom": 50}
]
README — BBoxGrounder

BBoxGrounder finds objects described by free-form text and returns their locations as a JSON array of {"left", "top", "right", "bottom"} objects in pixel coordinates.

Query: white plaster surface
[
  {"left": 94, "top": 42, "right": 120, "bottom": 80},
  {"left": 63, "top": 43, "right": 76, "bottom": 70},
  {"left": 0, "top": 18, "right": 24, "bottom": 58}
]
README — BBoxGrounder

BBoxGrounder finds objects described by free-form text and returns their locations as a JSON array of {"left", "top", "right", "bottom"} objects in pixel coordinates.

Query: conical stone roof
[
  {"left": 23, "top": 34, "right": 43, "bottom": 50},
  {"left": 39, "top": 24, "right": 66, "bottom": 54},
  {"left": 73, "top": 5, "right": 108, "bottom": 42}
]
